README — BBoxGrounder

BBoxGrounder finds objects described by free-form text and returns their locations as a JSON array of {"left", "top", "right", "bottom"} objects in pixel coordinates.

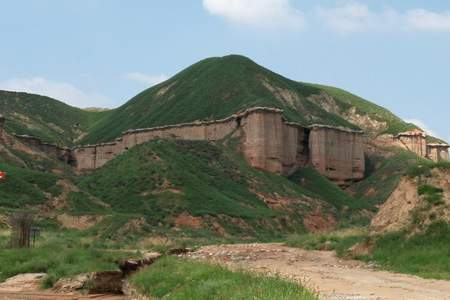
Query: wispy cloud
[
  {"left": 202, "top": 0, "right": 305, "bottom": 29},
  {"left": 316, "top": 2, "right": 450, "bottom": 34},
  {"left": 124, "top": 72, "right": 169, "bottom": 86},
  {"left": 405, "top": 9, "right": 450, "bottom": 31},
  {"left": 0, "top": 77, "right": 111, "bottom": 108},
  {"left": 405, "top": 118, "right": 439, "bottom": 138}
]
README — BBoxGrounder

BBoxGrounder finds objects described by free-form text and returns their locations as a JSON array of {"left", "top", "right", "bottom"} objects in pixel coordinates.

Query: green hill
[
  {"left": 73, "top": 139, "right": 363, "bottom": 239},
  {"left": 0, "top": 90, "right": 109, "bottom": 145},
  {"left": 81, "top": 55, "right": 358, "bottom": 144},
  {"left": 82, "top": 55, "right": 426, "bottom": 144},
  {"left": 0, "top": 54, "right": 444, "bottom": 236}
]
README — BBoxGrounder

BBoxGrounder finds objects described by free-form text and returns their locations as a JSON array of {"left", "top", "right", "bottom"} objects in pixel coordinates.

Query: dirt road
[{"left": 186, "top": 243, "right": 450, "bottom": 300}]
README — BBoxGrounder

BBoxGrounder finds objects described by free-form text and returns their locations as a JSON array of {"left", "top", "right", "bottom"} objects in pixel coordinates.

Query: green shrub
[
  {"left": 418, "top": 184, "right": 444, "bottom": 206},
  {"left": 418, "top": 184, "right": 443, "bottom": 195}
]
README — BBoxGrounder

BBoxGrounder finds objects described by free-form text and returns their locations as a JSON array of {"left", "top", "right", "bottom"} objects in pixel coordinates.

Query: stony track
[{"left": 186, "top": 243, "right": 450, "bottom": 300}]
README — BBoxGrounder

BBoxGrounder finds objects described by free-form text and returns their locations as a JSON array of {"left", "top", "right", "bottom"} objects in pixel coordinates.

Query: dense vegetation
[
  {"left": 131, "top": 256, "right": 319, "bottom": 300},
  {"left": 290, "top": 167, "right": 366, "bottom": 211},
  {"left": 74, "top": 139, "right": 343, "bottom": 239},
  {"left": 0, "top": 162, "right": 60, "bottom": 209}
]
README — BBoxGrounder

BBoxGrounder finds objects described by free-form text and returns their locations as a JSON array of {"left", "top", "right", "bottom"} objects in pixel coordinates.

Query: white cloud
[
  {"left": 202, "top": 0, "right": 305, "bottom": 29},
  {"left": 405, "top": 118, "right": 439, "bottom": 138},
  {"left": 0, "top": 77, "right": 111, "bottom": 108},
  {"left": 316, "top": 2, "right": 450, "bottom": 34},
  {"left": 316, "top": 3, "right": 398, "bottom": 34},
  {"left": 405, "top": 9, "right": 450, "bottom": 31},
  {"left": 124, "top": 72, "right": 169, "bottom": 86}
]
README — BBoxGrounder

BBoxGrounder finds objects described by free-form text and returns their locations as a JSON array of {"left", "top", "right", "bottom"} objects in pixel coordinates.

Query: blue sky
[{"left": 0, "top": 0, "right": 449, "bottom": 141}]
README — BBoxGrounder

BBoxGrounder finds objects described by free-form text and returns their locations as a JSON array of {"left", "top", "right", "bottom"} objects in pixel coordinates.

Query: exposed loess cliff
[{"left": 370, "top": 168, "right": 450, "bottom": 235}]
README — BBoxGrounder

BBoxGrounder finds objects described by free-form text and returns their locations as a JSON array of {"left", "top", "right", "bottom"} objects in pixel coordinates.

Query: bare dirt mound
[{"left": 186, "top": 243, "right": 450, "bottom": 300}]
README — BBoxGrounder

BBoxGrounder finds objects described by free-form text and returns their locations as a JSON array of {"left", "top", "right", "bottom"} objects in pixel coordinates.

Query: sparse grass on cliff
[
  {"left": 130, "top": 256, "right": 319, "bottom": 300},
  {"left": 0, "top": 90, "right": 108, "bottom": 145},
  {"left": 309, "top": 84, "right": 418, "bottom": 135}
]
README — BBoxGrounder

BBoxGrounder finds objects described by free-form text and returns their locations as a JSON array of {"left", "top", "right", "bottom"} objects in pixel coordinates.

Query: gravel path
[{"left": 186, "top": 243, "right": 450, "bottom": 300}]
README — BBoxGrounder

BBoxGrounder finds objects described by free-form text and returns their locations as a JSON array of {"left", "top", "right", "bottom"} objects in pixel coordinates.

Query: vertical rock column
[
  {"left": 242, "top": 110, "right": 284, "bottom": 174},
  {"left": 309, "top": 126, "right": 365, "bottom": 186}
]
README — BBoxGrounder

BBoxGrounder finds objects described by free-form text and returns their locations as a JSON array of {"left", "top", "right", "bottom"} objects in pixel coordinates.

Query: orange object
[{"left": 0, "top": 171, "right": 6, "bottom": 181}]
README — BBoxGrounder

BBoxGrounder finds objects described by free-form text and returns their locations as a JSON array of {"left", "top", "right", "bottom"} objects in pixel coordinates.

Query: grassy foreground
[
  {"left": 0, "top": 230, "right": 138, "bottom": 287},
  {"left": 130, "top": 256, "right": 319, "bottom": 300}
]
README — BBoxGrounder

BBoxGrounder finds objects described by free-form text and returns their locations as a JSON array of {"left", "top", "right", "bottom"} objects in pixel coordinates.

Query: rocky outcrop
[
  {"left": 396, "top": 129, "right": 428, "bottom": 158},
  {"left": 394, "top": 130, "right": 449, "bottom": 162}
]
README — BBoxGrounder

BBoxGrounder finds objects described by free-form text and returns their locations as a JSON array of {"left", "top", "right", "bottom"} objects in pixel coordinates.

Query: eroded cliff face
[
  {"left": 309, "top": 126, "right": 365, "bottom": 186},
  {"left": 240, "top": 109, "right": 311, "bottom": 176},
  {"left": 73, "top": 109, "right": 363, "bottom": 184},
  {"left": 9, "top": 108, "right": 366, "bottom": 185},
  {"left": 370, "top": 169, "right": 450, "bottom": 235},
  {"left": 396, "top": 130, "right": 427, "bottom": 158}
]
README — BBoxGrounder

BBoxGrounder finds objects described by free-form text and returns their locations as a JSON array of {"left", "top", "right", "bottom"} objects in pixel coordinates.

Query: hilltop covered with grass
[{"left": 82, "top": 55, "right": 358, "bottom": 143}]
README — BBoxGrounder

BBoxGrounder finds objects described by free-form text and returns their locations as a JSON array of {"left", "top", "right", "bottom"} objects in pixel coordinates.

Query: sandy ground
[
  {"left": 186, "top": 243, "right": 450, "bottom": 300},
  {"left": 0, "top": 273, "right": 127, "bottom": 300}
]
